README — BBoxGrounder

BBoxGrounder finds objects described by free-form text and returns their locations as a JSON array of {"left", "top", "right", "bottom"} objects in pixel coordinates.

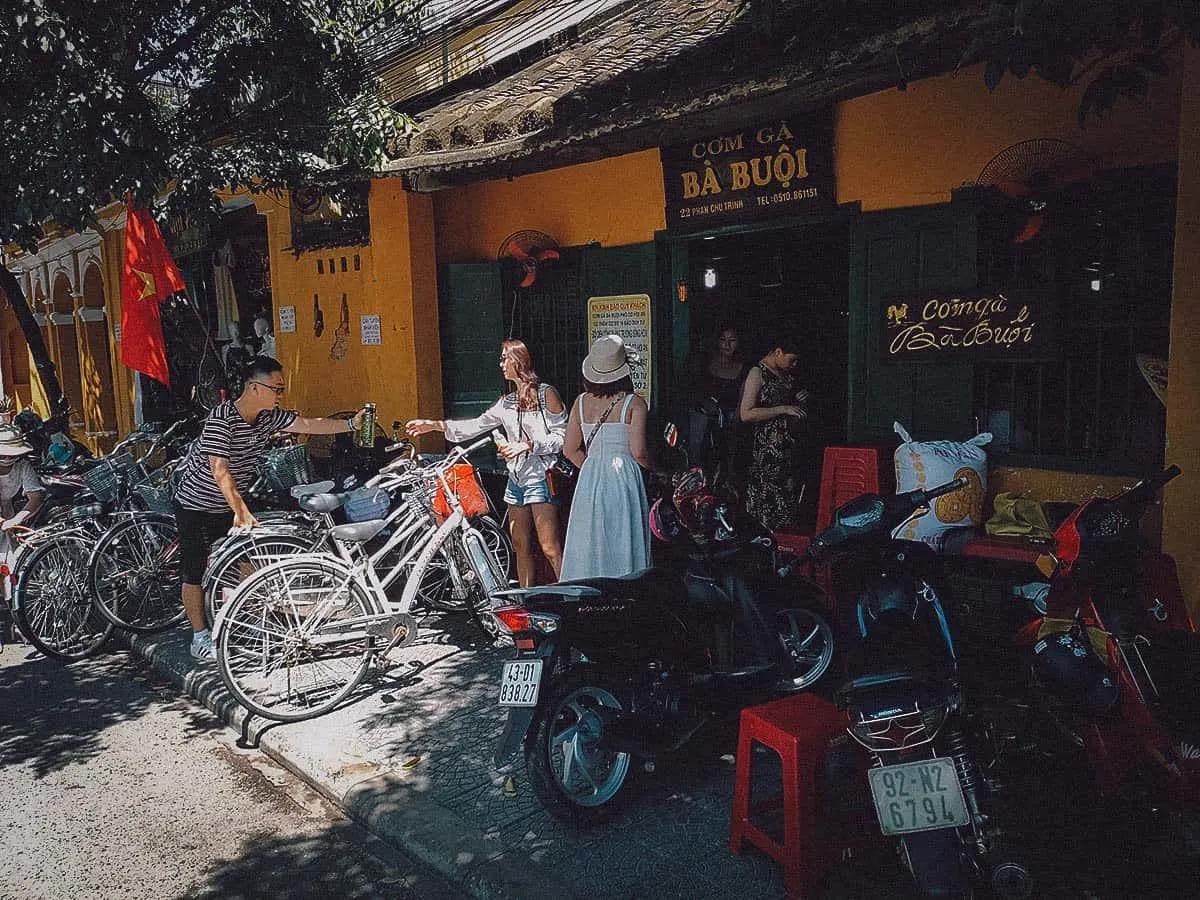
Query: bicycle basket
[
  {"left": 343, "top": 486, "right": 391, "bottom": 523},
  {"left": 262, "top": 445, "right": 314, "bottom": 493},
  {"left": 133, "top": 465, "right": 177, "bottom": 515},
  {"left": 432, "top": 463, "right": 490, "bottom": 522},
  {"left": 83, "top": 452, "right": 138, "bottom": 503}
]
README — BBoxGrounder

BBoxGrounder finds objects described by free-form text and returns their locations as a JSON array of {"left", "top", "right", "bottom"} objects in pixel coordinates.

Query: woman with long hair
[{"left": 407, "top": 339, "right": 565, "bottom": 587}]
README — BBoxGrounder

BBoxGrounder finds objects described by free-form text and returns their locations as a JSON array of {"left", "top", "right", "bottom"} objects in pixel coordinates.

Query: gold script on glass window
[{"left": 886, "top": 294, "right": 1039, "bottom": 357}]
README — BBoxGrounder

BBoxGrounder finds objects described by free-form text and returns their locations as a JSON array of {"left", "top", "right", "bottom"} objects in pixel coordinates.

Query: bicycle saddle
[
  {"left": 329, "top": 519, "right": 387, "bottom": 543},
  {"left": 291, "top": 480, "right": 336, "bottom": 498},
  {"left": 298, "top": 492, "right": 345, "bottom": 514}
]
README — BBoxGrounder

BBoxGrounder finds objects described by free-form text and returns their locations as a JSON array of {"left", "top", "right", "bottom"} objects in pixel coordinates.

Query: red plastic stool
[{"left": 730, "top": 694, "right": 848, "bottom": 899}]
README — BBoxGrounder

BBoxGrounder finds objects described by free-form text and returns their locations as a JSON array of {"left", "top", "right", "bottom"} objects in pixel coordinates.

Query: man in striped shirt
[{"left": 174, "top": 356, "right": 364, "bottom": 661}]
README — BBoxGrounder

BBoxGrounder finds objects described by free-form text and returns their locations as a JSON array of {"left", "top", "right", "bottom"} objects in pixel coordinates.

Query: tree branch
[{"left": 133, "top": 2, "right": 231, "bottom": 84}]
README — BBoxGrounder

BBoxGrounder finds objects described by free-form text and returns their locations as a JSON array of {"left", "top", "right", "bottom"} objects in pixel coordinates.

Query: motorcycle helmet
[
  {"left": 1033, "top": 630, "right": 1119, "bottom": 714},
  {"left": 649, "top": 497, "right": 683, "bottom": 544},
  {"left": 671, "top": 466, "right": 708, "bottom": 501}
]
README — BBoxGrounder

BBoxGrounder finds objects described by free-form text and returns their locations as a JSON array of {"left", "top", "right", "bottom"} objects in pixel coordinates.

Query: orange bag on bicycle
[{"left": 432, "top": 463, "right": 490, "bottom": 521}]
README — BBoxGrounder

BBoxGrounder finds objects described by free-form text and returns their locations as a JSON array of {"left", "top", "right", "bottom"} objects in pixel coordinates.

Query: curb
[{"left": 120, "top": 630, "right": 578, "bottom": 900}]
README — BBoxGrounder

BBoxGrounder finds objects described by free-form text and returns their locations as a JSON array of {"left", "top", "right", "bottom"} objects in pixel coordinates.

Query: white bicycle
[
  {"left": 212, "top": 437, "right": 509, "bottom": 721},
  {"left": 202, "top": 445, "right": 510, "bottom": 623}
]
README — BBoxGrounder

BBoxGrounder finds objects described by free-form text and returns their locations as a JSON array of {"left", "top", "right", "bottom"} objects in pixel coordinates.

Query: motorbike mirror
[{"left": 663, "top": 422, "right": 678, "bottom": 448}]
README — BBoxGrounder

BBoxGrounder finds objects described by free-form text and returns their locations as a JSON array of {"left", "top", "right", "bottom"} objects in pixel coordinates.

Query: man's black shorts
[{"left": 173, "top": 502, "right": 234, "bottom": 585}]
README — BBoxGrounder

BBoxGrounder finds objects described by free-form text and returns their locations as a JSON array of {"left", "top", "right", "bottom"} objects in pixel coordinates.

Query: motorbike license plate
[
  {"left": 867, "top": 757, "right": 971, "bottom": 835},
  {"left": 497, "top": 659, "right": 543, "bottom": 707}
]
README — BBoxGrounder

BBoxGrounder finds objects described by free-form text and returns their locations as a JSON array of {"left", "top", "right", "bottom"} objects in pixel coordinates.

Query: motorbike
[
  {"left": 489, "top": 457, "right": 836, "bottom": 824},
  {"left": 1010, "top": 466, "right": 1200, "bottom": 868},
  {"left": 809, "top": 477, "right": 1033, "bottom": 899}
]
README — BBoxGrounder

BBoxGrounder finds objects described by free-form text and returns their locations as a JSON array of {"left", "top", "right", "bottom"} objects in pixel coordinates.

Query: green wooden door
[
  {"left": 438, "top": 262, "right": 504, "bottom": 418},
  {"left": 848, "top": 200, "right": 977, "bottom": 442}
]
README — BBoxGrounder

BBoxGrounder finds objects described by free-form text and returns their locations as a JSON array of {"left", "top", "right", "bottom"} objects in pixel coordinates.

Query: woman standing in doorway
[
  {"left": 559, "top": 334, "right": 651, "bottom": 580},
  {"left": 739, "top": 337, "right": 810, "bottom": 532},
  {"left": 689, "top": 324, "right": 750, "bottom": 475},
  {"left": 407, "top": 340, "right": 565, "bottom": 587}
]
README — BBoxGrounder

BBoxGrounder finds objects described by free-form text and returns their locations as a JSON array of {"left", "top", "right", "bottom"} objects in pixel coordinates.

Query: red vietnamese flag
[{"left": 120, "top": 197, "right": 185, "bottom": 386}]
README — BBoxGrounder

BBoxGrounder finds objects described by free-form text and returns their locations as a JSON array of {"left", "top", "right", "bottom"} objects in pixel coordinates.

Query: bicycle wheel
[
  {"left": 216, "top": 556, "right": 377, "bottom": 722},
  {"left": 13, "top": 535, "right": 114, "bottom": 661},
  {"left": 477, "top": 515, "right": 514, "bottom": 585},
  {"left": 204, "top": 529, "right": 320, "bottom": 623},
  {"left": 418, "top": 515, "right": 513, "bottom": 613},
  {"left": 88, "top": 514, "right": 185, "bottom": 633}
]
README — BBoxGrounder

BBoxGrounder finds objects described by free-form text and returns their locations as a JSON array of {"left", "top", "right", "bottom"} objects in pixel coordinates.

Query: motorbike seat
[
  {"left": 836, "top": 670, "right": 948, "bottom": 716},
  {"left": 554, "top": 567, "right": 682, "bottom": 603}
]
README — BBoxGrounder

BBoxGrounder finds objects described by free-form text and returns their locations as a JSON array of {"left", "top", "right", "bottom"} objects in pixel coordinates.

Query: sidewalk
[{"left": 125, "top": 616, "right": 788, "bottom": 900}]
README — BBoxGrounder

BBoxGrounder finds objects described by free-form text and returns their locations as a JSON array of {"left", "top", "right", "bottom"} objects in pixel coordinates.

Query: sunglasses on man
[{"left": 249, "top": 380, "right": 286, "bottom": 396}]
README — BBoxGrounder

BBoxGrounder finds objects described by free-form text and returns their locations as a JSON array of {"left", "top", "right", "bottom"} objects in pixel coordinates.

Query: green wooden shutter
[
  {"left": 438, "top": 262, "right": 504, "bottom": 418},
  {"left": 848, "top": 200, "right": 977, "bottom": 442},
  {"left": 582, "top": 242, "right": 660, "bottom": 405}
]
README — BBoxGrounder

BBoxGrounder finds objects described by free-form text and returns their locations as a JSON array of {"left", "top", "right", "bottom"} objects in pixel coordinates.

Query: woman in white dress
[
  {"left": 407, "top": 340, "right": 566, "bottom": 587},
  {"left": 559, "top": 334, "right": 651, "bottom": 580}
]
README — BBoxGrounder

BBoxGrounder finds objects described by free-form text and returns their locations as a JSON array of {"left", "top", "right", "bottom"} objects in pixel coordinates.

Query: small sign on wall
[
  {"left": 360, "top": 314, "right": 382, "bottom": 345},
  {"left": 587, "top": 294, "right": 652, "bottom": 404},
  {"left": 113, "top": 323, "right": 121, "bottom": 342},
  {"left": 278, "top": 305, "right": 296, "bottom": 333}
]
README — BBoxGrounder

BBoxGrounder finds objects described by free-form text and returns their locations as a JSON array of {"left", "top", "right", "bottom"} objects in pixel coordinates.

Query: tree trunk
[{"left": 0, "top": 265, "right": 71, "bottom": 429}]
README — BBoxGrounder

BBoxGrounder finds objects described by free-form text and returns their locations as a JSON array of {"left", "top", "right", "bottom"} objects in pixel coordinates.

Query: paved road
[{"left": 0, "top": 641, "right": 465, "bottom": 900}]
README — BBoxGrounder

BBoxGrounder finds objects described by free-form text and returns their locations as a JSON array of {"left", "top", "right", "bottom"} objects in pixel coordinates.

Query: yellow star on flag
[{"left": 133, "top": 268, "right": 156, "bottom": 301}]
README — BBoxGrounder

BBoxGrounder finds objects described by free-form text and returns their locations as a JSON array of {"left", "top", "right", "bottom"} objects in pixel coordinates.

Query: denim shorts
[{"left": 503, "top": 476, "right": 555, "bottom": 507}]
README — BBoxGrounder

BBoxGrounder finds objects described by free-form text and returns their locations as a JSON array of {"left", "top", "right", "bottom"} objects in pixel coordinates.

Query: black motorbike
[
  {"left": 809, "top": 478, "right": 1033, "bottom": 899},
  {"left": 489, "top": 465, "right": 836, "bottom": 824}
]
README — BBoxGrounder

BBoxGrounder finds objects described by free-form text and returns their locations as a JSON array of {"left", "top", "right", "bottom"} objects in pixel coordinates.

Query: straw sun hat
[
  {"left": 0, "top": 425, "right": 33, "bottom": 457},
  {"left": 582, "top": 334, "right": 640, "bottom": 385}
]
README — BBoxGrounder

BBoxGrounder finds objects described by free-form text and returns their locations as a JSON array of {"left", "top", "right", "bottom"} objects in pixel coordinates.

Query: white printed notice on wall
[
  {"left": 360, "top": 314, "right": 382, "bottom": 345},
  {"left": 587, "top": 294, "right": 652, "bottom": 404},
  {"left": 278, "top": 305, "right": 296, "bottom": 333}
]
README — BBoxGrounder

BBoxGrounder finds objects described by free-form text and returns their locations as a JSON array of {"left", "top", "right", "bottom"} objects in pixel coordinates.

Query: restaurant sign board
[
  {"left": 881, "top": 289, "right": 1054, "bottom": 362},
  {"left": 661, "top": 113, "right": 835, "bottom": 230}
]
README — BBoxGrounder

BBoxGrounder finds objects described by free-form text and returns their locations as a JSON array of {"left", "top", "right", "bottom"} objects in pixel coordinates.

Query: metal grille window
[
  {"left": 973, "top": 167, "right": 1174, "bottom": 471},
  {"left": 503, "top": 247, "right": 586, "bottom": 405}
]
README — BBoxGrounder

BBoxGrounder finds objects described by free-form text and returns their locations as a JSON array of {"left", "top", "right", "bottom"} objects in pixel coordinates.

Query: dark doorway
[
  {"left": 682, "top": 223, "right": 849, "bottom": 529},
  {"left": 686, "top": 223, "right": 849, "bottom": 435}
]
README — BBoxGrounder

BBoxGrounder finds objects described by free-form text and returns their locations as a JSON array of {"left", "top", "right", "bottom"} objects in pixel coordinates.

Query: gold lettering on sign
[
  {"left": 677, "top": 121, "right": 812, "bottom": 207},
  {"left": 888, "top": 293, "right": 1040, "bottom": 357}
]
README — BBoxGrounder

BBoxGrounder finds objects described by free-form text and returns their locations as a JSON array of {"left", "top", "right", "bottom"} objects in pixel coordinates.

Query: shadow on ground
[
  {"left": 0, "top": 645, "right": 222, "bottom": 778},
  {"left": 182, "top": 820, "right": 451, "bottom": 900}
]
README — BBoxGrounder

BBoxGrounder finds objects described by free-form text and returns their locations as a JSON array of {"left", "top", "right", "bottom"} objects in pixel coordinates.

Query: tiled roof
[{"left": 381, "top": 0, "right": 992, "bottom": 180}]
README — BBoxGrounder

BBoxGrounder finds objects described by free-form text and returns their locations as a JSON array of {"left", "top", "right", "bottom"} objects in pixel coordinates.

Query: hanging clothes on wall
[{"left": 212, "top": 239, "right": 239, "bottom": 337}]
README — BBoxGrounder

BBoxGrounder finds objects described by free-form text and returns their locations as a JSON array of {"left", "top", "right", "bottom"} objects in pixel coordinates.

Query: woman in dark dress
[
  {"left": 690, "top": 325, "right": 749, "bottom": 474},
  {"left": 738, "top": 336, "right": 810, "bottom": 532}
]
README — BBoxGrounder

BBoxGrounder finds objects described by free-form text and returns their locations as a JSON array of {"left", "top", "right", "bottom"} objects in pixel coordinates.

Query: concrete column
[{"left": 1163, "top": 42, "right": 1200, "bottom": 622}]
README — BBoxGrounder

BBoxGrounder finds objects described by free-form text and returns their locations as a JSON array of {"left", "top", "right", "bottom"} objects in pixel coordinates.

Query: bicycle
[
  {"left": 213, "top": 436, "right": 508, "bottom": 721},
  {"left": 9, "top": 421, "right": 191, "bottom": 658},
  {"left": 10, "top": 513, "right": 117, "bottom": 661},
  {"left": 202, "top": 442, "right": 511, "bottom": 623},
  {"left": 86, "top": 420, "right": 193, "bottom": 633}
]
